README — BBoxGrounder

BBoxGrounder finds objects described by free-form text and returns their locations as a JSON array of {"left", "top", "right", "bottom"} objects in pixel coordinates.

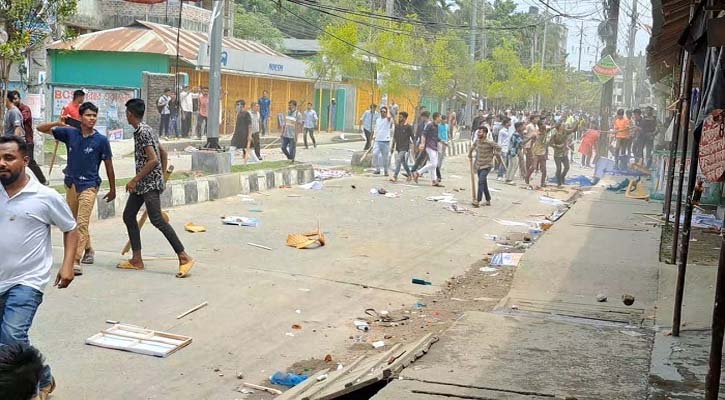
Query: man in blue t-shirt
[
  {"left": 38, "top": 102, "right": 116, "bottom": 275},
  {"left": 258, "top": 90, "right": 271, "bottom": 136}
]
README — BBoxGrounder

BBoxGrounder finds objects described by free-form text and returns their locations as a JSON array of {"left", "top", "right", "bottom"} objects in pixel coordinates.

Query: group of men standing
[{"left": 1, "top": 92, "right": 195, "bottom": 399}]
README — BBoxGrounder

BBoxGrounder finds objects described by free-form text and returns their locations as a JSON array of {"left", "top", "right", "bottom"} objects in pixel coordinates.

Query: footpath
[{"left": 374, "top": 180, "right": 666, "bottom": 399}]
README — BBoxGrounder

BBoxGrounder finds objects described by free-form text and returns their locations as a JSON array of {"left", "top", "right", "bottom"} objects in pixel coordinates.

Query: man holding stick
[
  {"left": 468, "top": 126, "right": 502, "bottom": 207},
  {"left": 117, "top": 99, "right": 194, "bottom": 278}
]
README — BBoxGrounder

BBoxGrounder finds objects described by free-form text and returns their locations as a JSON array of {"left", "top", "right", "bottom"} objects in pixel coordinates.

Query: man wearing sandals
[
  {"left": 118, "top": 99, "right": 195, "bottom": 278},
  {"left": 37, "top": 102, "right": 117, "bottom": 276},
  {"left": 0, "top": 136, "right": 79, "bottom": 400}
]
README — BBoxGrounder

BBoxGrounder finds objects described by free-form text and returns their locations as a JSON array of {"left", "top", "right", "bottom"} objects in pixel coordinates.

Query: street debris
[
  {"left": 237, "top": 195, "right": 256, "bottom": 203},
  {"left": 426, "top": 194, "right": 457, "bottom": 204},
  {"left": 287, "top": 225, "right": 327, "bottom": 249},
  {"left": 221, "top": 216, "right": 259, "bottom": 227},
  {"left": 490, "top": 253, "right": 523, "bottom": 267},
  {"left": 354, "top": 320, "right": 370, "bottom": 331},
  {"left": 247, "top": 242, "right": 272, "bottom": 251},
  {"left": 484, "top": 234, "right": 499, "bottom": 241},
  {"left": 539, "top": 196, "right": 568, "bottom": 207},
  {"left": 445, "top": 203, "right": 469, "bottom": 213},
  {"left": 372, "top": 340, "right": 386, "bottom": 349},
  {"left": 176, "top": 301, "right": 208, "bottom": 319},
  {"left": 271, "top": 371, "right": 308, "bottom": 387},
  {"left": 184, "top": 222, "right": 206, "bottom": 233},
  {"left": 242, "top": 382, "right": 283, "bottom": 395},
  {"left": 292, "top": 324, "right": 302, "bottom": 330},
  {"left": 480, "top": 267, "right": 498, "bottom": 273},
  {"left": 85, "top": 324, "right": 192, "bottom": 357},
  {"left": 315, "top": 168, "right": 351, "bottom": 180},
  {"left": 622, "top": 294, "right": 636, "bottom": 306},
  {"left": 494, "top": 219, "right": 530, "bottom": 227},
  {"left": 299, "top": 181, "right": 324, "bottom": 190},
  {"left": 596, "top": 294, "right": 608, "bottom": 302},
  {"left": 412, "top": 278, "right": 432, "bottom": 285}
]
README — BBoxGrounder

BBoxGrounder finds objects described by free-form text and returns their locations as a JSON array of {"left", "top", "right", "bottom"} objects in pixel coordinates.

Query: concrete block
[
  {"left": 241, "top": 175, "right": 251, "bottom": 194},
  {"left": 274, "top": 171, "right": 284, "bottom": 188},
  {"left": 266, "top": 171, "right": 276, "bottom": 189},
  {"left": 160, "top": 186, "right": 174, "bottom": 208},
  {"left": 351, "top": 151, "right": 372, "bottom": 167},
  {"left": 215, "top": 173, "right": 242, "bottom": 198},
  {"left": 289, "top": 169, "right": 298, "bottom": 185},
  {"left": 282, "top": 170, "right": 292, "bottom": 187},
  {"left": 207, "top": 178, "right": 220, "bottom": 200},
  {"left": 197, "top": 180, "right": 210, "bottom": 203},
  {"left": 171, "top": 184, "right": 186, "bottom": 206},
  {"left": 191, "top": 150, "right": 232, "bottom": 174},
  {"left": 257, "top": 174, "right": 267, "bottom": 191},
  {"left": 184, "top": 181, "right": 198, "bottom": 204},
  {"left": 248, "top": 174, "right": 259, "bottom": 192}
]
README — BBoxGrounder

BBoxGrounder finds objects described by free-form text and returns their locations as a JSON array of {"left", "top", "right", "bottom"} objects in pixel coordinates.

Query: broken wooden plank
[
  {"left": 301, "top": 356, "right": 366, "bottom": 400},
  {"left": 176, "top": 301, "right": 208, "bottom": 319},
  {"left": 242, "top": 382, "right": 282, "bottom": 395},
  {"left": 383, "top": 333, "right": 438, "bottom": 378},
  {"left": 274, "top": 368, "right": 330, "bottom": 400}
]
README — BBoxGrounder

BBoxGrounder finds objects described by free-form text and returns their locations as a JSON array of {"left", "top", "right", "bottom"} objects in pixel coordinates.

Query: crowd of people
[{"left": 1, "top": 92, "right": 195, "bottom": 399}]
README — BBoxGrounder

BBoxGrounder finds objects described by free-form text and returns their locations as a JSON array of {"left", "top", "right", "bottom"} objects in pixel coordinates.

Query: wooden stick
[
  {"left": 176, "top": 301, "right": 208, "bottom": 320},
  {"left": 242, "top": 383, "right": 283, "bottom": 395},
  {"left": 247, "top": 242, "right": 272, "bottom": 250},
  {"left": 469, "top": 157, "right": 477, "bottom": 203},
  {"left": 48, "top": 141, "right": 59, "bottom": 175}
]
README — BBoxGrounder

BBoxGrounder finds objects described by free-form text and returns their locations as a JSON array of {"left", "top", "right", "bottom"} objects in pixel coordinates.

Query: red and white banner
[{"left": 699, "top": 110, "right": 725, "bottom": 182}]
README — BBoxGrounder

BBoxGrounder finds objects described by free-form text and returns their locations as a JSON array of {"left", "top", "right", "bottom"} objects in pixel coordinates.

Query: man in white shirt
[
  {"left": 302, "top": 102, "right": 318, "bottom": 149},
  {"left": 0, "top": 136, "right": 79, "bottom": 399},
  {"left": 496, "top": 117, "right": 512, "bottom": 180},
  {"left": 372, "top": 106, "right": 394, "bottom": 176},
  {"left": 179, "top": 86, "right": 196, "bottom": 138},
  {"left": 157, "top": 89, "right": 172, "bottom": 139}
]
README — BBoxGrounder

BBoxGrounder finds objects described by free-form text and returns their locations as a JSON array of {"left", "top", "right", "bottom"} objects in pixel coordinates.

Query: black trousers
[
  {"left": 26, "top": 144, "right": 47, "bottom": 184},
  {"left": 554, "top": 156, "right": 570, "bottom": 186},
  {"left": 363, "top": 129, "right": 373, "bottom": 150},
  {"left": 251, "top": 132, "right": 261, "bottom": 159},
  {"left": 181, "top": 111, "right": 192, "bottom": 137},
  {"left": 123, "top": 190, "right": 184, "bottom": 254},
  {"left": 159, "top": 114, "right": 170, "bottom": 136},
  {"left": 304, "top": 128, "right": 316, "bottom": 148}
]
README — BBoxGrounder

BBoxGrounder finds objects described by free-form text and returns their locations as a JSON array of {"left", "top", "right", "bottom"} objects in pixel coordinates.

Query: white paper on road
[
  {"left": 480, "top": 266, "right": 498, "bottom": 272},
  {"left": 539, "top": 196, "right": 568, "bottom": 206},
  {"left": 221, "top": 216, "right": 259, "bottom": 227},
  {"left": 299, "top": 181, "right": 324, "bottom": 190},
  {"left": 493, "top": 218, "right": 530, "bottom": 227},
  {"left": 489, "top": 253, "right": 523, "bottom": 266}
]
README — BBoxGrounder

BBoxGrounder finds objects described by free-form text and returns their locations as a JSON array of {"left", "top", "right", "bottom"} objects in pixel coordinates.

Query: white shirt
[
  {"left": 498, "top": 124, "right": 512, "bottom": 154},
  {"left": 375, "top": 117, "right": 394, "bottom": 141},
  {"left": 0, "top": 176, "right": 76, "bottom": 294},
  {"left": 180, "top": 91, "right": 194, "bottom": 112},
  {"left": 304, "top": 110, "right": 318, "bottom": 129},
  {"left": 158, "top": 95, "right": 171, "bottom": 115}
]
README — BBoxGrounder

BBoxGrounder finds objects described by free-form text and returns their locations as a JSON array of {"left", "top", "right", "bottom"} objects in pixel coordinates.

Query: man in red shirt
[
  {"left": 61, "top": 90, "right": 85, "bottom": 120},
  {"left": 8, "top": 91, "right": 47, "bottom": 184},
  {"left": 195, "top": 87, "right": 209, "bottom": 139}
]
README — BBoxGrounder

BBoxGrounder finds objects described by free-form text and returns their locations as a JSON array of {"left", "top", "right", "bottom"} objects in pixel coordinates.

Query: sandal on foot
[
  {"left": 176, "top": 260, "right": 195, "bottom": 278},
  {"left": 73, "top": 265, "right": 83, "bottom": 276},
  {"left": 81, "top": 250, "right": 95, "bottom": 264},
  {"left": 117, "top": 260, "right": 144, "bottom": 270}
]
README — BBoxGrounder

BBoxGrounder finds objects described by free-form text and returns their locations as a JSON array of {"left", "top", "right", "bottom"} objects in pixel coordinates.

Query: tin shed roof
[{"left": 48, "top": 20, "right": 287, "bottom": 63}]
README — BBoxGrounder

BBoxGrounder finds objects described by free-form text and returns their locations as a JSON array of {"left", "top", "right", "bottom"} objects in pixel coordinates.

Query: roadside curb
[{"left": 92, "top": 163, "right": 315, "bottom": 221}]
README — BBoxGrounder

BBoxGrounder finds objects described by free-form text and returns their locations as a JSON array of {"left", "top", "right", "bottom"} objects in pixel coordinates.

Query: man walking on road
[
  {"left": 413, "top": 112, "right": 442, "bottom": 187},
  {"left": 37, "top": 102, "right": 116, "bottom": 275},
  {"left": 258, "top": 90, "right": 271, "bottom": 137},
  {"left": 303, "top": 102, "right": 318, "bottom": 149},
  {"left": 360, "top": 104, "right": 379, "bottom": 151},
  {"left": 613, "top": 109, "right": 631, "bottom": 170},
  {"left": 232, "top": 100, "right": 252, "bottom": 159},
  {"left": 0, "top": 135, "right": 79, "bottom": 400},
  {"left": 372, "top": 105, "right": 394, "bottom": 176},
  {"left": 469, "top": 126, "right": 501, "bottom": 207},
  {"left": 4, "top": 92, "right": 24, "bottom": 138},
  {"left": 505, "top": 121, "right": 524, "bottom": 184},
  {"left": 195, "top": 87, "right": 209, "bottom": 139},
  {"left": 496, "top": 117, "right": 512, "bottom": 180},
  {"left": 391, "top": 111, "right": 413, "bottom": 182},
  {"left": 118, "top": 99, "right": 195, "bottom": 278},
  {"left": 281, "top": 100, "right": 302, "bottom": 162},
  {"left": 9, "top": 91, "right": 47, "bottom": 184},
  {"left": 249, "top": 102, "right": 262, "bottom": 161},
  {"left": 179, "top": 86, "right": 195, "bottom": 138}
]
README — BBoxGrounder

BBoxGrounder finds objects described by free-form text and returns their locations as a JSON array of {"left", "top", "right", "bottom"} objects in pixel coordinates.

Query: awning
[{"left": 646, "top": 0, "right": 693, "bottom": 82}]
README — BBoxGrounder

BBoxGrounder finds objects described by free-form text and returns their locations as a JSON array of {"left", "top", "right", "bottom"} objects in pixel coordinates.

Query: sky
[{"left": 512, "top": 0, "right": 653, "bottom": 71}]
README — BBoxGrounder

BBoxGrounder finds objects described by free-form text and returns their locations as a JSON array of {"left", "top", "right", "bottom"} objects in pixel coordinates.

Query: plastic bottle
[
  {"left": 353, "top": 320, "right": 370, "bottom": 331},
  {"left": 270, "top": 371, "right": 308, "bottom": 387}
]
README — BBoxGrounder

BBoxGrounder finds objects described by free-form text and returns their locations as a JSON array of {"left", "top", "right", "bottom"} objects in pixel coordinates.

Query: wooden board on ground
[
  {"left": 85, "top": 324, "right": 192, "bottom": 357},
  {"left": 276, "top": 333, "right": 438, "bottom": 400}
]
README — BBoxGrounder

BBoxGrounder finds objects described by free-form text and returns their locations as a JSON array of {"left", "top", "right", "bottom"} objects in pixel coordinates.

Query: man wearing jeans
[
  {"left": 258, "top": 90, "right": 271, "bottom": 136},
  {"left": 360, "top": 104, "right": 379, "bottom": 151},
  {"left": 9, "top": 91, "right": 47, "bottom": 184},
  {"left": 372, "top": 106, "right": 393, "bottom": 175},
  {"left": 157, "top": 89, "right": 172, "bottom": 138},
  {"left": 391, "top": 111, "right": 413, "bottom": 182},
  {"left": 281, "top": 100, "right": 302, "bottom": 162},
  {"left": 118, "top": 99, "right": 195, "bottom": 278},
  {"left": 413, "top": 112, "right": 442, "bottom": 187},
  {"left": 0, "top": 135, "right": 79, "bottom": 400},
  {"left": 37, "top": 102, "right": 116, "bottom": 275}
]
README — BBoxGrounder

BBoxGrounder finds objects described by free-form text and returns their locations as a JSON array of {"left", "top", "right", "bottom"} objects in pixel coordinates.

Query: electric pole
[
  {"left": 465, "top": 0, "right": 477, "bottom": 127},
  {"left": 537, "top": 0, "right": 549, "bottom": 111},
  {"left": 624, "top": 0, "right": 638, "bottom": 108},
  {"left": 577, "top": 21, "right": 584, "bottom": 71},
  {"left": 205, "top": 0, "right": 223, "bottom": 149},
  {"left": 598, "top": 0, "right": 620, "bottom": 155},
  {"left": 480, "top": 0, "right": 487, "bottom": 60}
]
